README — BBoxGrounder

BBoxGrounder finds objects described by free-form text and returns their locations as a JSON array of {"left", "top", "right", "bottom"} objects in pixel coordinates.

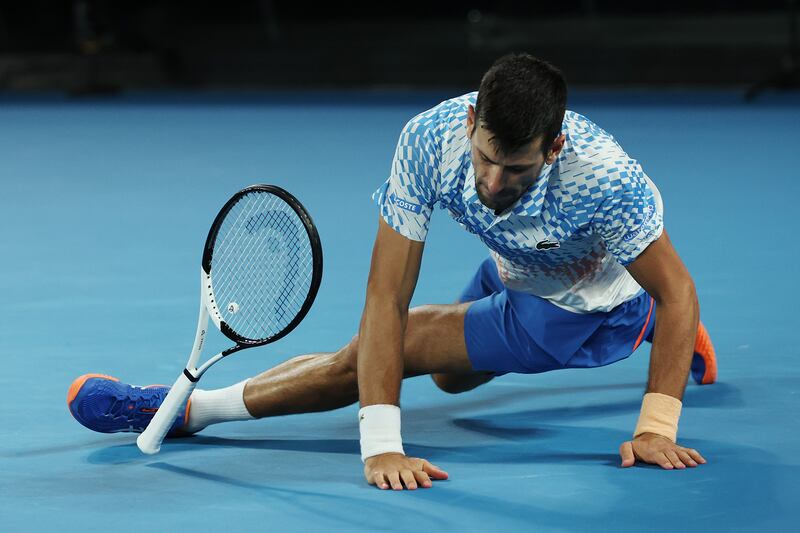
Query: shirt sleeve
[
  {"left": 592, "top": 165, "right": 664, "bottom": 266},
  {"left": 372, "top": 116, "right": 441, "bottom": 242}
]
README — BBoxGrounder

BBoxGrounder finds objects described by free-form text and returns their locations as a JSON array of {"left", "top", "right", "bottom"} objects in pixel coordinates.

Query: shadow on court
[
  {"left": 81, "top": 381, "right": 741, "bottom": 470},
  {"left": 76, "top": 432, "right": 794, "bottom": 531},
  {"left": 448, "top": 381, "right": 742, "bottom": 437}
]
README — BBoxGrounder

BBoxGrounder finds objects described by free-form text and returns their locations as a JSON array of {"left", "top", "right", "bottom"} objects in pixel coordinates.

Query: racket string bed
[
  {"left": 211, "top": 193, "right": 315, "bottom": 340},
  {"left": 213, "top": 196, "right": 297, "bottom": 338}
]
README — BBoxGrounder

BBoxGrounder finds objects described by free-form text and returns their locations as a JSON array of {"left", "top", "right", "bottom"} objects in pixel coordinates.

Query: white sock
[{"left": 184, "top": 379, "right": 255, "bottom": 433}]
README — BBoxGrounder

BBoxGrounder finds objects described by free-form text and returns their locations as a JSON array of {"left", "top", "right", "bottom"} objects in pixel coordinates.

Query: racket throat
[
  {"left": 183, "top": 368, "right": 200, "bottom": 383},
  {"left": 201, "top": 268, "right": 224, "bottom": 331}
]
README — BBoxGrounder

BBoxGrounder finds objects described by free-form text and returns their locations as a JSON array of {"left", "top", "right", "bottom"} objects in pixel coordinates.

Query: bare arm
[
  {"left": 357, "top": 217, "right": 449, "bottom": 489},
  {"left": 357, "top": 215, "right": 424, "bottom": 408},
  {"left": 619, "top": 229, "right": 706, "bottom": 469},
  {"left": 625, "top": 230, "right": 698, "bottom": 400}
]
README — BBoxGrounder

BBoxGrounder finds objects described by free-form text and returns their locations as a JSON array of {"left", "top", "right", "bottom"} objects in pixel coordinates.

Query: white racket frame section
[{"left": 137, "top": 269, "right": 227, "bottom": 455}]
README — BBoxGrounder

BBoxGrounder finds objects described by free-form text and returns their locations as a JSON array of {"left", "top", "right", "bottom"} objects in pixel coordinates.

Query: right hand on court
[{"left": 364, "top": 453, "right": 448, "bottom": 490}]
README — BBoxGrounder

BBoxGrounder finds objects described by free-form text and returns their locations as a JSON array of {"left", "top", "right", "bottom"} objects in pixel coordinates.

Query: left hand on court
[{"left": 619, "top": 432, "right": 707, "bottom": 469}]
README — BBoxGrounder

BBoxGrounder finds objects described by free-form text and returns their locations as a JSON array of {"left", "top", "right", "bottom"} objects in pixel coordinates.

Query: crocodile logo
[{"left": 536, "top": 240, "right": 560, "bottom": 250}]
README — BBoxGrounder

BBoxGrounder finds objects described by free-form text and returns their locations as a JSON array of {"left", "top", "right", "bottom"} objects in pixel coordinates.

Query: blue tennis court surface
[{"left": 1, "top": 90, "right": 798, "bottom": 531}]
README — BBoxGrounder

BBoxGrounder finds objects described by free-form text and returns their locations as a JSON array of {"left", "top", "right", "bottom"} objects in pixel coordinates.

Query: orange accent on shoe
[
  {"left": 141, "top": 408, "right": 159, "bottom": 413},
  {"left": 183, "top": 397, "right": 192, "bottom": 428},
  {"left": 632, "top": 297, "right": 655, "bottom": 352},
  {"left": 163, "top": 397, "right": 193, "bottom": 437},
  {"left": 694, "top": 321, "right": 717, "bottom": 384},
  {"left": 141, "top": 384, "right": 190, "bottom": 432},
  {"left": 67, "top": 374, "right": 120, "bottom": 406}
]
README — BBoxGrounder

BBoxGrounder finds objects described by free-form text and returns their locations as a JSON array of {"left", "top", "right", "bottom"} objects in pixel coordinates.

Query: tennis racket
[{"left": 137, "top": 184, "right": 323, "bottom": 454}]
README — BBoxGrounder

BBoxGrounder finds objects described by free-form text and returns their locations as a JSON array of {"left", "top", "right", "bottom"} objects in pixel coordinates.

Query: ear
[
  {"left": 467, "top": 105, "right": 476, "bottom": 137},
  {"left": 545, "top": 134, "right": 566, "bottom": 164}
]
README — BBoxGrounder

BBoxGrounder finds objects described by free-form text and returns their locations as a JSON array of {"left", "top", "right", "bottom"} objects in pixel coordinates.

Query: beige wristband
[{"left": 633, "top": 392, "right": 682, "bottom": 442}]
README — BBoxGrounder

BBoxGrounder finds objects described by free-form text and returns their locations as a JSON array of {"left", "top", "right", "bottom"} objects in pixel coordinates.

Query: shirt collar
[{"left": 499, "top": 161, "right": 554, "bottom": 220}]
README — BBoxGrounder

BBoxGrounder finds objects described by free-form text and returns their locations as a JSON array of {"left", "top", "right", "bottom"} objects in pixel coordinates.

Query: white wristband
[{"left": 358, "top": 404, "right": 404, "bottom": 463}]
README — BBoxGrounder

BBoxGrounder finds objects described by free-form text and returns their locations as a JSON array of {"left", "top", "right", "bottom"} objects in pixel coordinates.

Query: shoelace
[{"left": 107, "top": 388, "right": 167, "bottom": 426}]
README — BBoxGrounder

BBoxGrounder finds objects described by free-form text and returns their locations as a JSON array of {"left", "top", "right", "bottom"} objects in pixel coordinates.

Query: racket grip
[{"left": 136, "top": 371, "right": 197, "bottom": 455}]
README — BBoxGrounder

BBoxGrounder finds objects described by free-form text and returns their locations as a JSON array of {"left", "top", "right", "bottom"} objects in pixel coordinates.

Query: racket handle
[{"left": 136, "top": 371, "right": 197, "bottom": 455}]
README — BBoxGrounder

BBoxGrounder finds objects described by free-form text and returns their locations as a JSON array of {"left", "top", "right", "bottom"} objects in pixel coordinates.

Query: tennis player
[{"left": 69, "top": 53, "right": 716, "bottom": 490}]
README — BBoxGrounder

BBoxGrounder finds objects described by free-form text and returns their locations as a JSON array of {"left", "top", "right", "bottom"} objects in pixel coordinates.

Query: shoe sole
[{"left": 67, "top": 373, "right": 120, "bottom": 412}]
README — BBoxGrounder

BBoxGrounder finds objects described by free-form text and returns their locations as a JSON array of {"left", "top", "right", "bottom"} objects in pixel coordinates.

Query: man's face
[{"left": 467, "top": 105, "right": 563, "bottom": 214}]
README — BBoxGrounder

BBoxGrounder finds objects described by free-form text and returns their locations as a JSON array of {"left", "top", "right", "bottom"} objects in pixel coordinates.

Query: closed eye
[{"left": 478, "top": 149, "right": 534, "bottom": 172}]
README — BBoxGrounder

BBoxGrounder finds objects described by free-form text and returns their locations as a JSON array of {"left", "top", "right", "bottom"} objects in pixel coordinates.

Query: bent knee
[
  {"left": 431, "top": 372, "right": 494, "bottom": 394},
  {"left": 334, "top": 335, "right": 359, "bottom": 375}
]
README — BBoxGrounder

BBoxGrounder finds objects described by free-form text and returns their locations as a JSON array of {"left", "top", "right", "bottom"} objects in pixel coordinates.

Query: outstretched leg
[
  {"left": 242, "top": 302, "right": 485, "bottom": 419},
  {"left": 68, "top": 302, "right": 494, "bottom": 435}
]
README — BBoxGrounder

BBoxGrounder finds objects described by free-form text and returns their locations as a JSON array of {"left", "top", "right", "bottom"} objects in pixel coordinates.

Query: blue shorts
[{"left": 460, "top": 258, "right": 656, "bottom": 375}]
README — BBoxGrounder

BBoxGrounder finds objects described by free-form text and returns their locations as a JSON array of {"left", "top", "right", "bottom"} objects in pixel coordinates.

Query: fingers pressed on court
[
  {"left": 686, "top": 448, "right": 706, "bottom": 463},
  {"left": 413, "top": 469, "right": 433, "bottom": 488},
  {"left": 422, "top": 459, "right": 449, "bottom": 479},
  {"left": 400, "top": 469, "right": 417, "bottom": 490},
  {"left": 367, "top": 469, "right": 385, "bottom": 489},
  {"left": 665, "top": 450, "right": 686, "bottom": 469},
  {"left": 387, "top": 471, "right": 403, "bottom": 491},
  {"left": 377, "top": 472, "right": 390, "bottom": 489},
  {"left": 677, "top": 450, "right": 697, "bottom": 467},
  {"left": 658, "top": 452, "right": 674, "bottom": 469},
  {"left": 619, "top": 441, "right": 636, "bottom": 467}
]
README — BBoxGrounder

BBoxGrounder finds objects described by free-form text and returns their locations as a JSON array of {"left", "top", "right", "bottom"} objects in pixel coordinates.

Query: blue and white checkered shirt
[{"left": 373, "top": 92, "right": 663, "bottom": 313}]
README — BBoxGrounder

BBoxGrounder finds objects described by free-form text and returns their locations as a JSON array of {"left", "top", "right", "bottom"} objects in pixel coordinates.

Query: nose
[{"left": 485, "top": 166, "right": 505, "bottom": 195}]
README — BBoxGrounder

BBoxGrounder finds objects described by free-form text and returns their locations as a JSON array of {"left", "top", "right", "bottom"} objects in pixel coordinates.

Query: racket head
[{"left": 201, "top": 184, "right": 323, "bottom": 347}]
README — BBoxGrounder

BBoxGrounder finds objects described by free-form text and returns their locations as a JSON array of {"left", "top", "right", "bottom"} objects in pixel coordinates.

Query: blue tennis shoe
[{"left": 67, "top": 374, "right": 191, "bottom": 436}]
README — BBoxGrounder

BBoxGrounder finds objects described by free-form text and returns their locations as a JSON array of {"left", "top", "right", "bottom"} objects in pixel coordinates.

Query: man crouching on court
[{"left": 68, "top": 53, "right": 716, "bottom": 490}]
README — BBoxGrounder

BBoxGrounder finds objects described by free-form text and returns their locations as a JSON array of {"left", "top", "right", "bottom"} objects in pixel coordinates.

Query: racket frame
[{"left": 136, "top": 184, "right": 322, "bottom": 455}]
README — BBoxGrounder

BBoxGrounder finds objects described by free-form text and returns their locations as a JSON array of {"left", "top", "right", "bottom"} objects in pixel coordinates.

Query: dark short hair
[{"left": 474, "top": 53, "right": 567, "bottom": 156}]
